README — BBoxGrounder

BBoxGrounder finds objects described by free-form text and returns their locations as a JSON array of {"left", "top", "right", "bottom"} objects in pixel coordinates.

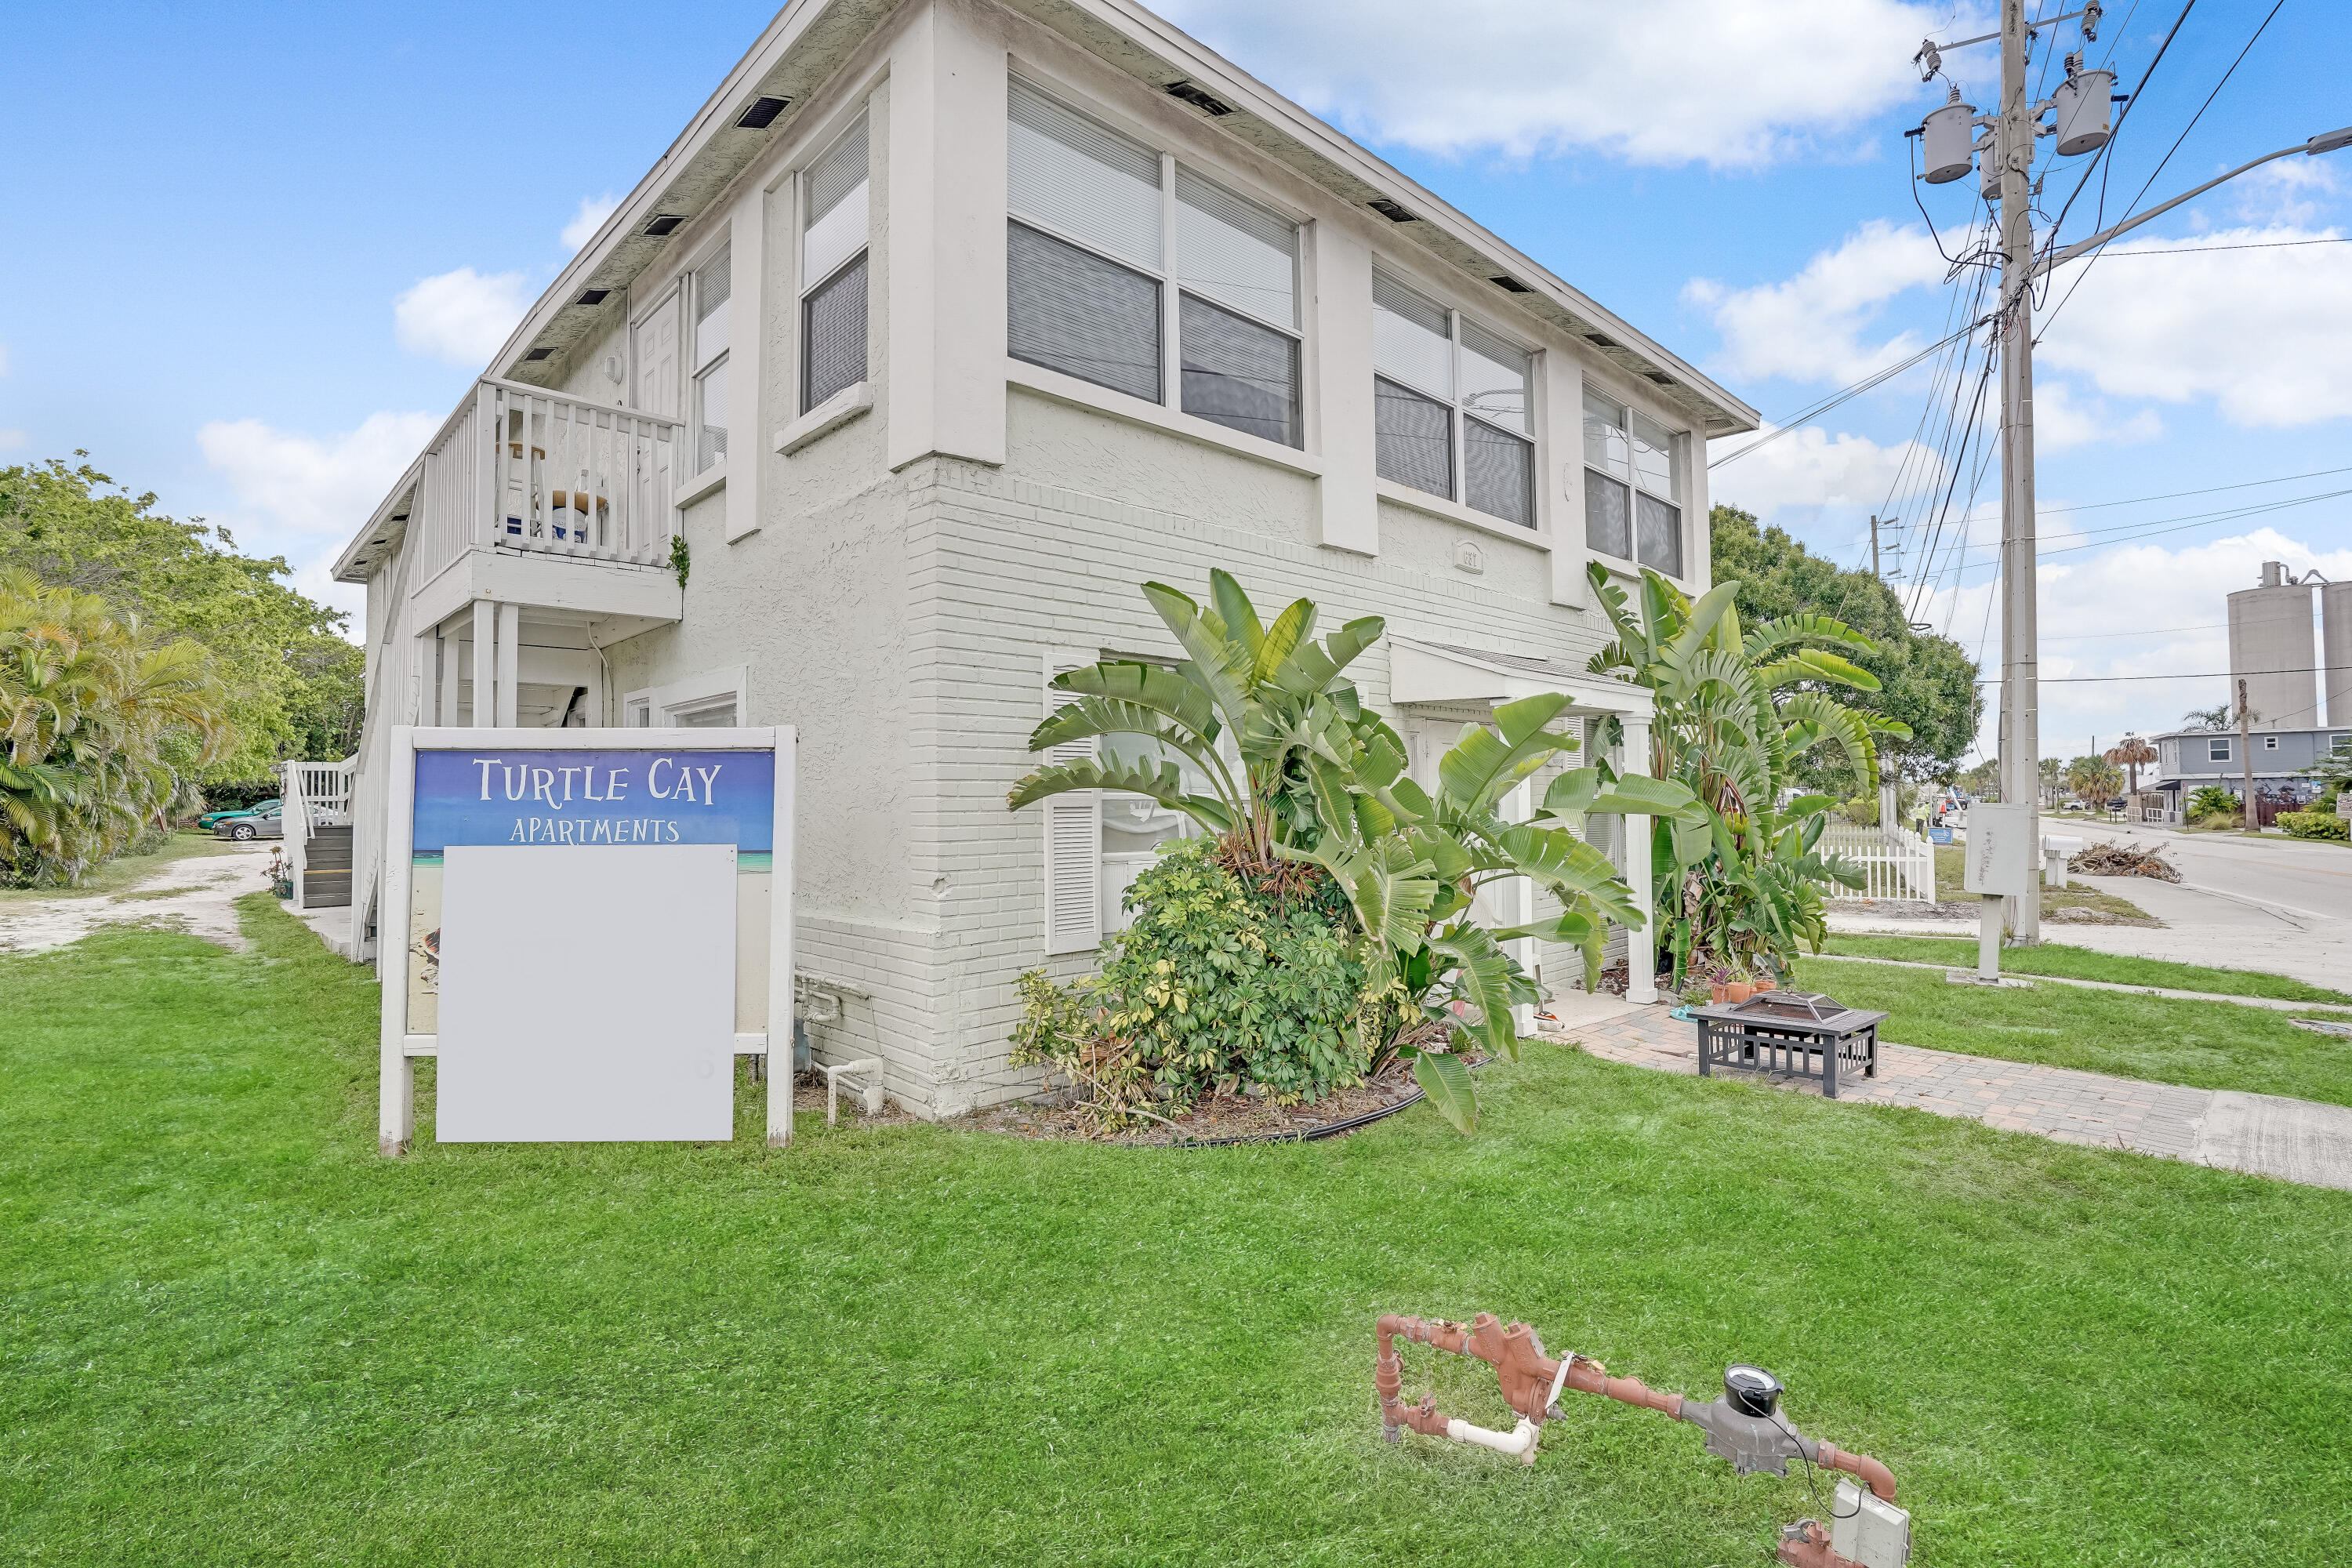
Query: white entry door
[{"left": 633, "top": 288, "right": 682, "bottom": 419}]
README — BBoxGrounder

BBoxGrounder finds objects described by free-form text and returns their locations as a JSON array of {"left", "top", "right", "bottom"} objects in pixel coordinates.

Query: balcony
[{"left": 338, "top": 378, "right": 688, "bottom": 636}]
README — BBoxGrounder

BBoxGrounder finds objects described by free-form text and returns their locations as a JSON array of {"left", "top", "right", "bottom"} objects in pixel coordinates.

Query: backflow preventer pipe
[{"left": 1374, "top": 1312, "right": 1898, "bottom": 1507}]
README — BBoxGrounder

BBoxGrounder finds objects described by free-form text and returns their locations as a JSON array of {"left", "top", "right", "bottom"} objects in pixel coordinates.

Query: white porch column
[
  {"left": 495, "top": 602, "right": 521, "bottom": 727},
  {"left": 471, "top": 600, "right": 497, "bottom": 727},
  {"left": 438, "top": 628, "right": 462, "bottom": 728},
  {"left": 1618, "top": 715, "right": 1657, "bottom": 1004}
]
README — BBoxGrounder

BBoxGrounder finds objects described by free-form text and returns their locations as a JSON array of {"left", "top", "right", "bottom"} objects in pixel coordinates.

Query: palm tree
[
  {"left": 2106, "top": 735, "right": 2157, "bottom": 798},
  {"left": 1575, "top": 562, "right": 1909, "bottom": 985},
  {"left": 1, "top": 570, "right": 227, "bottom": 885}
]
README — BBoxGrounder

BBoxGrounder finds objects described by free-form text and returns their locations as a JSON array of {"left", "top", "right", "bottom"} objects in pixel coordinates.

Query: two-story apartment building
[
  {"left": 2151, "top": 724, "right": 2350, "bottom": 808},
  {"left": 328, "top": 0, "right": 1758, "bottom": 1118}
]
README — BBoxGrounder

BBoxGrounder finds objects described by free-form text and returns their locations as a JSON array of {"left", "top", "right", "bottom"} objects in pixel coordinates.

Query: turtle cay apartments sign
[{"left": 376, "top": 727, "right": 794, "bottom": 1155}]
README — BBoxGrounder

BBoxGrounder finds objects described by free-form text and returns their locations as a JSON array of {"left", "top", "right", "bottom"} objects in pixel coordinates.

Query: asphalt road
[{"left": 2064, "top": 816, "right": 2352, "bottom": 924}]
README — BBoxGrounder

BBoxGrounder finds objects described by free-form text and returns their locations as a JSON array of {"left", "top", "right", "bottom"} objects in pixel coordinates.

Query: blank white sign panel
[{"left": 437, "top": 844, "right": 737, "bottom": 1142}]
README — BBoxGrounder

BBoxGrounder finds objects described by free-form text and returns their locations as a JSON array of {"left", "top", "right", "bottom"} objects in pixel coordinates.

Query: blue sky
[{"left": 4, "top": 1, "right": 2346, "bottom": 766}]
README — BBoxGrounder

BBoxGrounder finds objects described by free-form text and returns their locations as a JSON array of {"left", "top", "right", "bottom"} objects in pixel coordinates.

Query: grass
[
  {"left": 1924, "top": 842, "right": 2154, "bottom": 920},
  {"left": 1795, "top": 956, "right": 2352, "bottom": 1107},
  {"left": 0, "top": 829, "right": 238, "bottom": 905},
  {"left": 1819, "top": 935, "right": 2352, "bottom": 1005},
  {"left": 4, "top": 899, "right": 2350, "bottom": 1566}
]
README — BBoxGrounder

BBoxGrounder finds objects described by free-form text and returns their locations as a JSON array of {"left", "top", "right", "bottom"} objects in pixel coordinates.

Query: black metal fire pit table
[{"left": 1688, "top": 991, "right": 1888, "bottom": 1099}]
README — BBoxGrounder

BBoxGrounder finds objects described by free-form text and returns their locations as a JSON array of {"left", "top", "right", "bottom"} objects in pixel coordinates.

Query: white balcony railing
[{"left": 411, "top": 379, "right": 683, "bottom": 588}]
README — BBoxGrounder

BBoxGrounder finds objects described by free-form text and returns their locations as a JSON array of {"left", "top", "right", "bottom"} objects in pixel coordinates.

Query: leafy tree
[
  {"left": 1705, "top": 505, "right": 1980, "bottom": 789},
  {"left": 1957, "top": 757, "right": 2002, "bottom": 798},
  {"left": 0, "top": 457, "right": 361, "bottom": 782},
  {"left": 2, "top": 569, "right": 227, "bottom": 885},
  {"left": 2105, "top": 735, "right": 2157, "bottom": 796}
]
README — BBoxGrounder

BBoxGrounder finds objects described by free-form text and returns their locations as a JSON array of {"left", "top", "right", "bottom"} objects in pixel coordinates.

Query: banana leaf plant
[{"left": 1568, "top": 561, "right": 1911, "bottom": 988}]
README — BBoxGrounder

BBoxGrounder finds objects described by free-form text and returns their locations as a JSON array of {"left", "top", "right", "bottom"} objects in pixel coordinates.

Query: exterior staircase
[{"left": 301, "top": 825, "right": 353, "bottom": 908}]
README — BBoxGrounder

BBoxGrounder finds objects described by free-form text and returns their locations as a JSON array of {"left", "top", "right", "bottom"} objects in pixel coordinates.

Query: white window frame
[
  {"left": 2263, "top": 735, "right": 2279, "bottom": 750},
  {"left": 623, "top": 665, "right": 749, "bottom": 729},
  {"left": 1006, "top": 76, "right": 1306, "bottom": 449},
  {"left": 2209, "top": 737, "right": 2232, "bottom": 763},
  {"left": 798, "top": 111, "right": 872, "bottom": 416},
  {"left": 1369, "top": 268, "right": 1541, "bottom": 529},
  {"left": 688, "top": 244, "right": 731, "bottom": 475},
  {"left": 1581, "top": 386, "right": 1690, "bottom": 579}
]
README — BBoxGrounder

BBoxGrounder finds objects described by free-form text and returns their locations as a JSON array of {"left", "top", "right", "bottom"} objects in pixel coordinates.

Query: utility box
[
  {"left": 2042, "top": 833, "right": 2083, "bottom": 889},
  {"left": 1964, "top": 803, "right": 2034, "bottom": 896},
  {"left": 1829, "top": 1479, "right": 1913, "bottom": 1567}
]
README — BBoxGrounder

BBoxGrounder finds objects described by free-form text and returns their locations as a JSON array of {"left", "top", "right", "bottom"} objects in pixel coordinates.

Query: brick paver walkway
[{"left": 1548, "top": 1002, "right": 2352, "bottom": 1190}]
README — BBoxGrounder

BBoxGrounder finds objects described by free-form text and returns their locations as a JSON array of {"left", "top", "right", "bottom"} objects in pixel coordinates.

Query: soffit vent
[
  {"left": 575, "top": 288, "right": 611, "bottom": 307},
  {"left": 1489, "top": 274, "right": 1532, "bottom": 293},
  {"left": 737, "top": 96, "right": 791, "bottom": 129},
  {"left": 1586, "top": 333, "right": 1619, "bottom": 348},
  {"left": 1645, "top": 371, "right": 1675, "bottom": 385},
  {"left": 523, "top": 347, "right": 554, "bottom": 361},
  {"left": 1367, "top": 198, "right": 1417, "bottom": 223},
  {"left": 643, "top": 214, "right": 684, "bottom": 237},
  {"left": 1164, "top": 80, "right": 1233, "bottom": 116}
]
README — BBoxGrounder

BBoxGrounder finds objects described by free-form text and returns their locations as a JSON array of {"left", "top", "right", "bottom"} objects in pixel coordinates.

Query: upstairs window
[
  {"left": 801, "top": 114, "right": 869, "bottom": 412},
  {"left": 1372, "top": 271, "right": 1534, "bottom": 528},
  {"left": 1584, "top": 392, "right": 1682, "bottom": 575},
  {"left": 691, "top": 249, "right": 730, "bottom": 473},
  {"left": 2209, "top": 737, "right": 2232, "bottom": 762},
  {"left": 1007, "top": 79, "right": 1301, "bottom": 446}
]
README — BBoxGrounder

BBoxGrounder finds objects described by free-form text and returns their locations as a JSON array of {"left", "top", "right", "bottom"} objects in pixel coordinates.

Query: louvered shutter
[{"left": 1041, "top": 648, "right": 1102, "bottom": 955}]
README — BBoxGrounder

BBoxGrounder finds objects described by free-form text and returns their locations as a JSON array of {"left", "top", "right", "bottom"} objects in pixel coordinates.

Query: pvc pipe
[{"left": 1445, "top": 1416, "right": 1540, "bottom": 1465}]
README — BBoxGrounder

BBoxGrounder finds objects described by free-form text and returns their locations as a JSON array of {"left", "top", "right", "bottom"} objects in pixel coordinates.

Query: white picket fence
[{"left": 1817, "top": 824, "right": 1936, "bottom": 902}]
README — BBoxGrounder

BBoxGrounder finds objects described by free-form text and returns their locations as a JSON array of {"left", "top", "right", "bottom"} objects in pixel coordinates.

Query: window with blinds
[
  {"left": 1007, "top": 78, "right": 1301, "bottom": 446},
  {"left": 801, "top": 114, "right": 870, "bottom": 413},
  {"left": 1584, "top": 390, "right": 1683, "bottom": 575},
  {"left": 691, "top": 249, "right": 730, "bottom": 473},
  {"left": 1374, "top": 271, "right": 1534, "bottom": 526}
]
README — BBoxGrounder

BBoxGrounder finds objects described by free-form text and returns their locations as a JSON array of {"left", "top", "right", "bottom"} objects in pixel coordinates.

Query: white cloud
[
  {"left": 1911, "top": 525, "right": 2352, "bottom": 758},
  {"left": 1684, "top": 220, "right": 1951, "bottom": 384},
  {"left": 198, "top": 411, "right": 440, "bottom": 536},
  {"left": 1154, "top": 0, "right": 1977, "bottom": 167},
  {"left": 394, "top": 267, "right": 531, "bottom": 366},
  {"left": 2038, "top": 226, "right": 2352, "bottom": 428},
  {"left": 1707, "top": 423, "right": 1940, "bottom": 524},
  {"left": 2230, "top": 159, "right": 2341, "bottom": 227},
  {"left": 561, "top": 193, "right": 620, "bottom": 252},
  {"left": 2031, "top": 379, "right": 2162, "bottom": 453}
]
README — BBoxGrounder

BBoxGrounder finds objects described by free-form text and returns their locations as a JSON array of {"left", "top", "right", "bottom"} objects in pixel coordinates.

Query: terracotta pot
[
  {"left": 1724, "top": 982, "right": 1755, "bottom": 1004},
  {"left": 1710, "top": 982, "right": 1729, "bottom": 1004}
]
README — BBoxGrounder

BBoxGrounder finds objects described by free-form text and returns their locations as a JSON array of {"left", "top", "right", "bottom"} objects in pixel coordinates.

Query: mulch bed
[{"left": 960, "top": 1056, "right": 1460, "bottom": 1146}]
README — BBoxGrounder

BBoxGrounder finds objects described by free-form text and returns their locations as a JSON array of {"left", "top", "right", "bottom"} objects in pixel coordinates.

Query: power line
[
  {"left": 1708, "top": 319, "right": 1984, "bottom": 470},
  {"left": 2082, "top": 237, "right": 2352, "bottom": 256},
  {"left": 2043, "top": 621, "right": 2227, "bottom": 640},
  {"left": 1940, "top": 485, "right": 2351, "bottom": 559},
  {"left": 2039, "top": 464, "right": 2352, "bottom": 514},
  {"left": 1975, "top": 665, "right": 2344, "bottom": 684}
]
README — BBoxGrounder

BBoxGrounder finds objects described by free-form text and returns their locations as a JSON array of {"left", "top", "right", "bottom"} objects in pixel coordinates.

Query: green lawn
[
  {"left": 0, "top": 829, "right": 239, "bottom": 905},
  {"left": 1820, "top": 934, "right": 2352, "bottom": 1005},
  {"left": 1795, "top": 956, "right": 2352, "bottom": 1107},
  {"left": 5, "top": 900, "right": 2350, "bottom": 1566}
]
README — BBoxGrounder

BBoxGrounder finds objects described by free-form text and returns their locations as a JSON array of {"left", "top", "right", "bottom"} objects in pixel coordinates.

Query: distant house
[
  {"left": 321, "top": 0, "right": 1759, "bottom": 1116},
  {"left": 2151, "top": 724, "right": 2349, "bottom": 808}
]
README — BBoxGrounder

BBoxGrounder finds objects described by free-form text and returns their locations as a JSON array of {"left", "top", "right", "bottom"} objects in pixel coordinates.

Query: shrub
[
  {"left": 2187, "top": 785, "right": 2239, "bottom": 819},
  {"left": 1011, "top": 839, "right": 1373, "bottom": 1122},
  {"left": 2278, "top": 811, "right": 2349, "bottom": 843}
]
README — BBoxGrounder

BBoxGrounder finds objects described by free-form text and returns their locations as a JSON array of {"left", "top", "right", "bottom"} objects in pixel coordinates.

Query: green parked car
[{"left": 197, "top": 798, "right": 279, "bottom": 830}]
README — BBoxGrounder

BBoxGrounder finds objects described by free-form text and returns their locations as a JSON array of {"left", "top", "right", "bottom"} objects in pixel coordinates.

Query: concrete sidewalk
[{"left": 1545, "top": 999, "right": 2352, "bottom": 1193}]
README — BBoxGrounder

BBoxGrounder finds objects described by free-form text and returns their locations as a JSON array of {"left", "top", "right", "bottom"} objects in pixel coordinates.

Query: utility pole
[
  {"left": 1994, "top": 0, "right": 2043, "bottom": 944},
  {"left": 2239, "top": 677, "right": 2256, "bottom": 832},
  {"left": 1911, "top": 1, "right": 2350, "bottom": 942},
  {"left": 1869, "top": 514, "right": 1886, "bottom": 579}
]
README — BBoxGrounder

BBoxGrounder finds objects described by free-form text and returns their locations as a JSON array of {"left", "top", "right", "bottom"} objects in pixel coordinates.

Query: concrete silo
[
  {"left": 2228, "top": 562, "right": 2318, "bottom": 730},
  {"left": 2324, "top": 579, "right": 2352, "bottom": 728}
]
